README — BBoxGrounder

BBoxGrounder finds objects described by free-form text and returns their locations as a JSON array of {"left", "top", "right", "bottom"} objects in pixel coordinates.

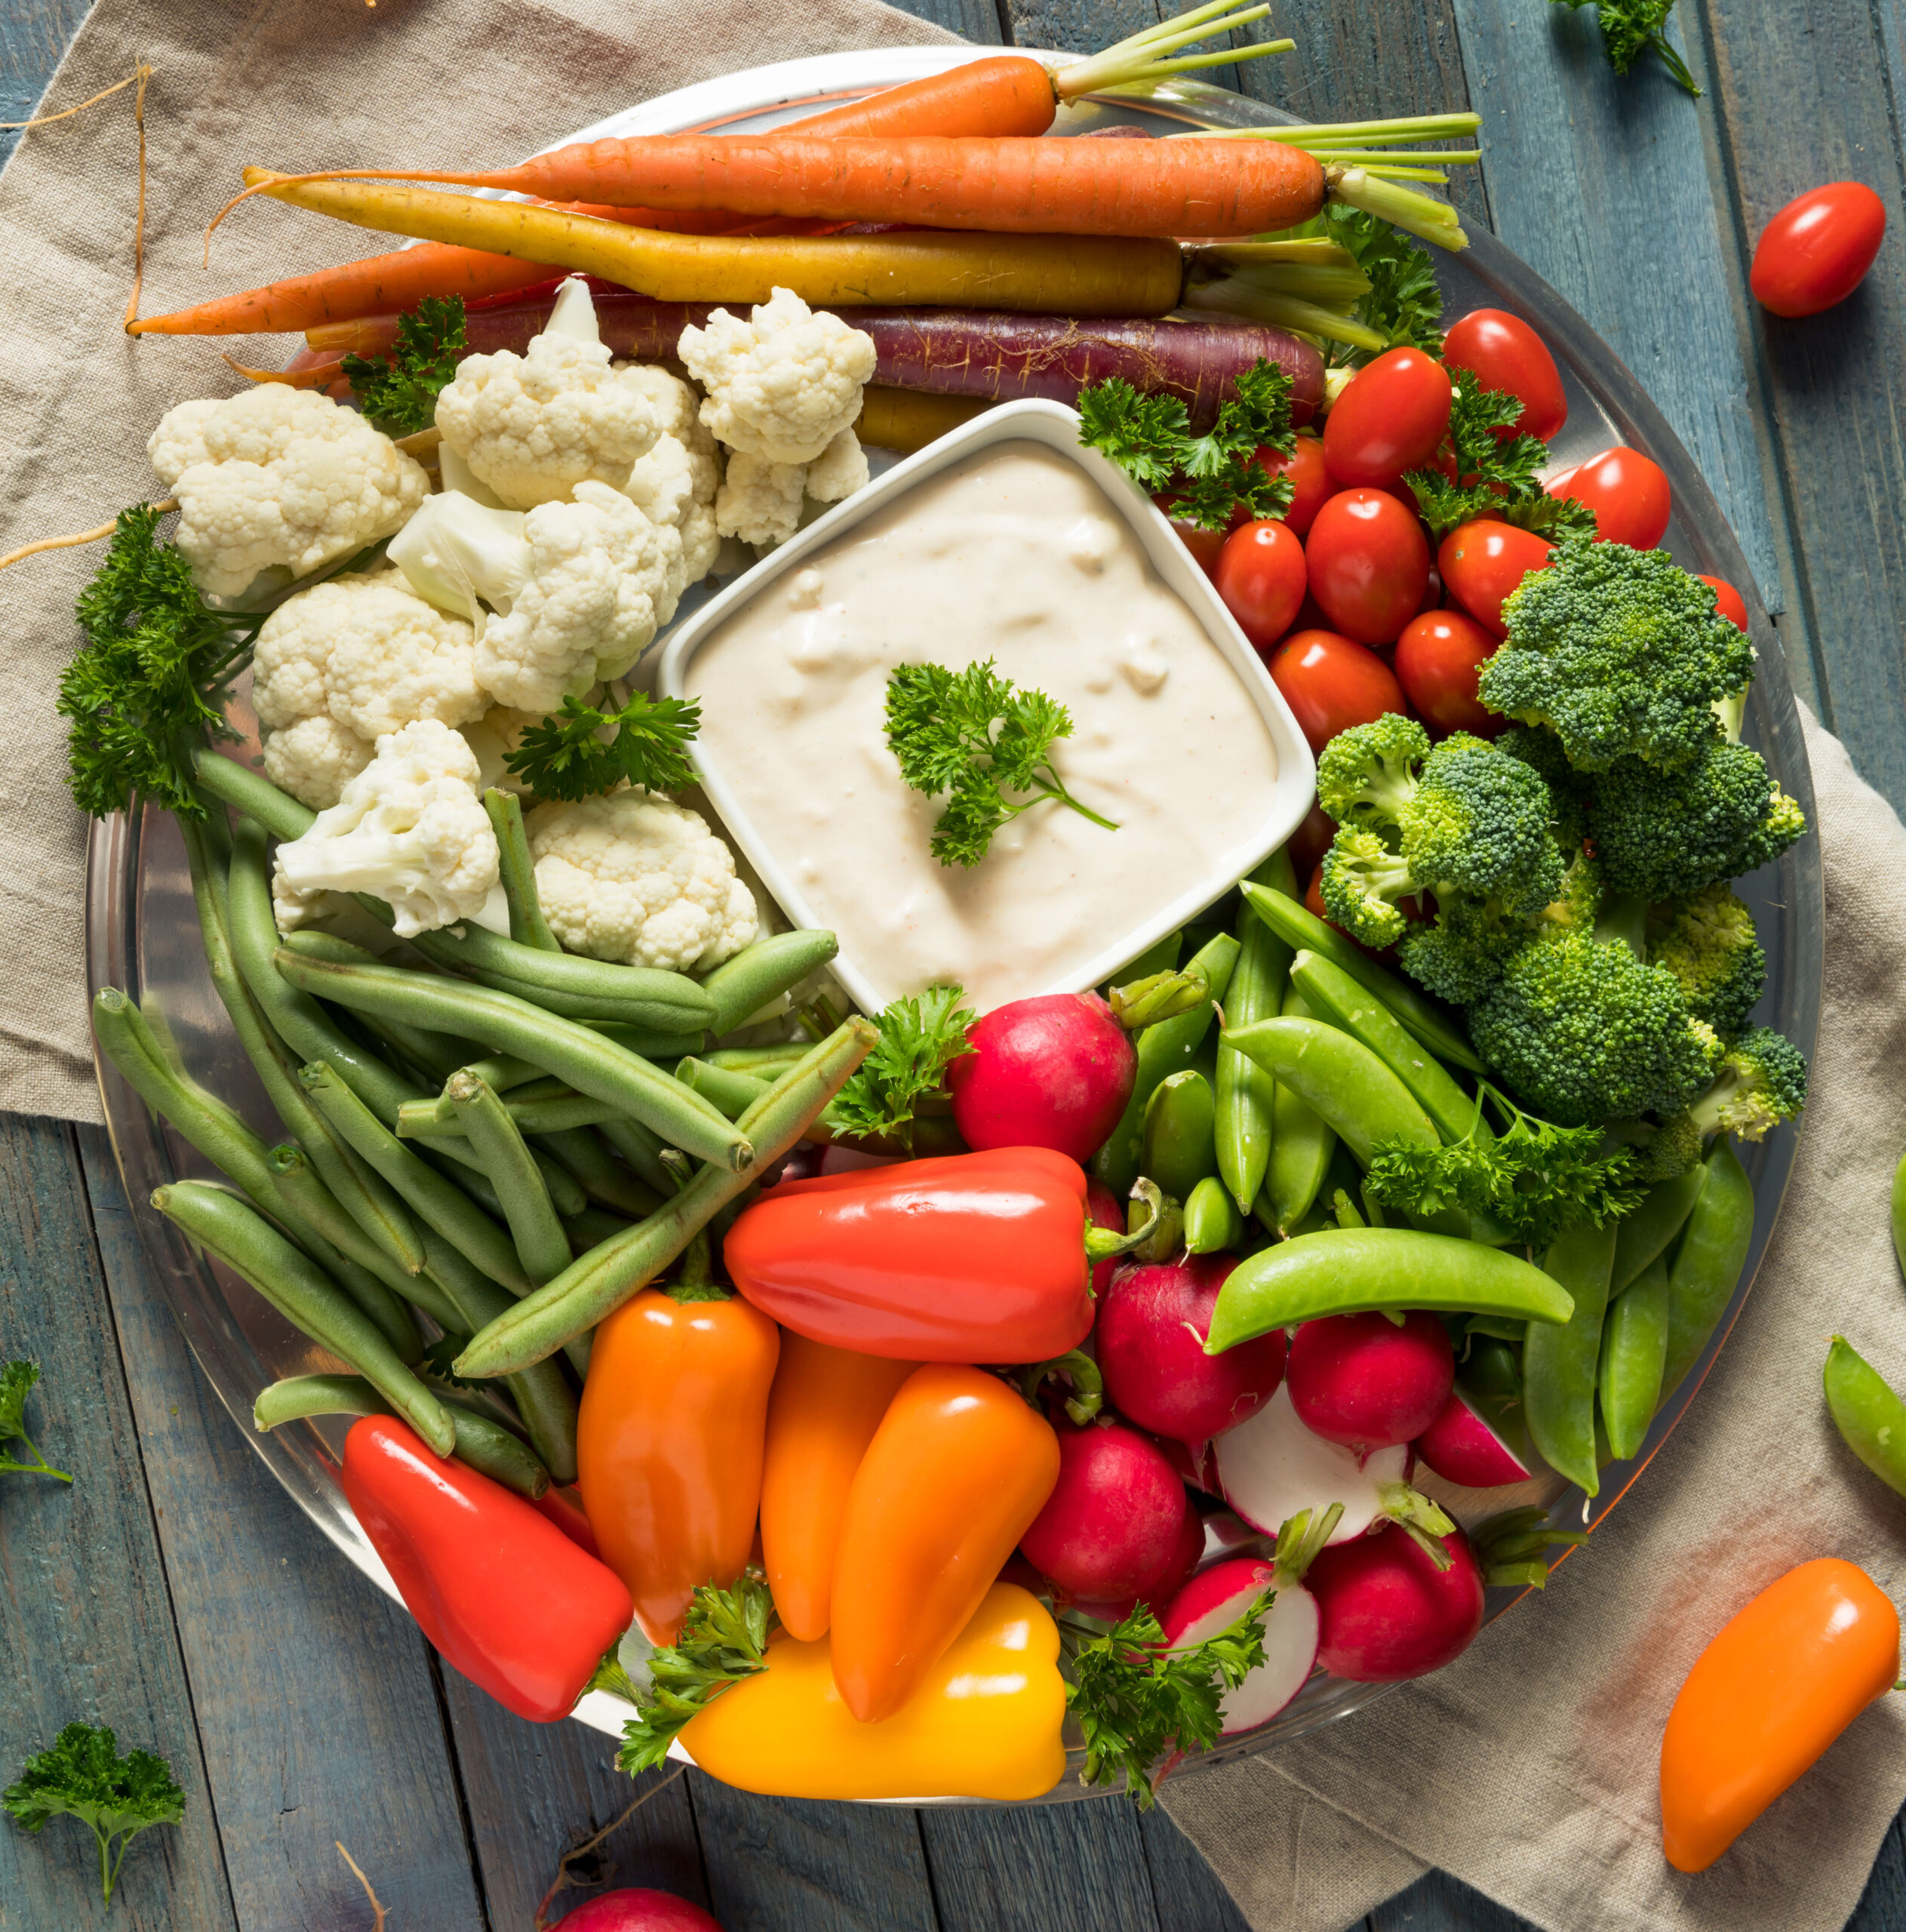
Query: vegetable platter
[{"left": 81, "top": 44, "right": 1821, "bottom": 1805}]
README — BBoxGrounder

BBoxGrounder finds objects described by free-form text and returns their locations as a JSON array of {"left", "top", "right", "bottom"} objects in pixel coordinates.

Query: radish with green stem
[{"left": 1307, "top": 1521, "right": 1486, "bottom": 1681}]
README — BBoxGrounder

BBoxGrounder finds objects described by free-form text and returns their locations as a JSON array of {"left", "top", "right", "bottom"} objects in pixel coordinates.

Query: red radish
[
  {"left": 1308, "top": 1522, "right": 1486, "bottom": 1681},
  {"left": 1157, "top": 1432, "right": 1220, "bottom": 1495},
  {"left": 1086, "top": 1178, "right": 1126, "bottom": 1297},
  {"left": 1019, "top": 1419, "right": 1195, "bottom": 1607},
  {"left": 555, "top": 1890, "right": 727, "bottom": 1930},
  {"left": 948, "top": 993, "right": 1134, "bottom": 1164},
  {"left": 1065, "top": 1492, "right": 1204, "bottom": 1621},
  {"left": 1286, "top": 1311, "right": 1454, "bottom": 1451},
  {"left": 1096, "top": 1256, "right": 1284, "bottom": 1443},
  {"left": 1416, "top": 1383, "right": 1532, "bottom": 1489},
  {"left": 1214, "top": 1383, "right": 1412, "bottom": 1543}
]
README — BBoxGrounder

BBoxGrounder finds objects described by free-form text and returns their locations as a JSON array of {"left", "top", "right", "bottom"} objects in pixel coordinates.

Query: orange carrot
[{"left": 789, "top": 56, "right": 1059, "bottom": 139}]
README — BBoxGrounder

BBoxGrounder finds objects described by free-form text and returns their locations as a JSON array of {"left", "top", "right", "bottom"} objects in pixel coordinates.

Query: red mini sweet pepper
[
  {"left": 342, "top": 1416, "right": 634, "bottom": 1723},
  {"left": 724, "top": 1146, "right": 1144, "bottom": 1361}
]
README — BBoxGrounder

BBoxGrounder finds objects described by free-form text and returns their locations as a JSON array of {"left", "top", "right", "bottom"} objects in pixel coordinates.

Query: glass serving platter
[{"left": 86, "top": 50, "right": 1822, "bottom": 1802}]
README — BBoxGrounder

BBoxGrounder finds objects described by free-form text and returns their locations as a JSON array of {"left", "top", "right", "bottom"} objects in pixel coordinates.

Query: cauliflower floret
[
  {"left": 619, "top": 362, "right": 722, "bottom": 615},
  {"left": 390, "top": 484, "right": 678, "bottom": 713},
  {"left": 273, "top": 718, "right": 498, "bottom": 939},
  {"left": 250, "top": 568, "right": 484, "bottom": 808},
  {"left": 805, "top": 427, "right": 870, "bottom": 503},
  {"left": 715, "top": 451, "right": 808, "bottom": 549},
  {"left": 147, "top": 386, "right": 428, "bottom": 601},
  {"left": 679, "top": 288, "right": 875, "bottom": 465},
  {"left": 460, "top": 702, "right": 550, "bottom": 797},
  {"left": 528, "top": 789, "right": 757, "bottom": 973},
  {"left": 435, "top": 276, "right": 662, "bottom": 509}
]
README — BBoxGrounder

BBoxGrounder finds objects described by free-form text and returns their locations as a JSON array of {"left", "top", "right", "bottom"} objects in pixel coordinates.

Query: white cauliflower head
[
  {"left": 528, "top": 789, "right": 758, "bottom": 973},
  {"left": 273, "top": 718, "right": 498, "bottom": 939},
  {"left": 390, "top": 485, "right": 678, "bottom": 714},
  {"left": 147, "top": 386, "right": 428, "bottom": 601},
  {"left": 251, "top": 568, "right": 484, "bottom": 808},
  {"left": 805, "top": 427, "right": 870, "bottom": 504},
  {"left": 435, "top": 276, "right": 662, "bottom": 509},
  {"left": 619, "top": 362, "right": 722, "bottom": 613},
  {"left": 678, "top": 288, "right": 875, "bottom": 466},
  {"left": 715, "top": 451, "right": 807, "bottom": 549}
]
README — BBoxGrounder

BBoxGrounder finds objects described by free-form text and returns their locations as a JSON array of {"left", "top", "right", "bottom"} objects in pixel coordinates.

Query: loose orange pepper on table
[
  {"left": 759, "top": 1333, "right": 918, "bottom": 1642},
  {"left": 1661, "top": 1556, "right": 1900, "bottom": 1872},
  {"left": 576, "top": 1240, "right": 781, "bottom": 1645},
  {"left": 830, "top": 1363, "right": 1061, "bottom": 1722}
]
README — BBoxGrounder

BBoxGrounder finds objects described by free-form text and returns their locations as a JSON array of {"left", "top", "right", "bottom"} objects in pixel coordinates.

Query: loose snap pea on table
[
  {"left": 1523, "top": 1218, "right": 1617, "bottom": 1497},
  {"left": 1143, "top": 1069, "right": 1218, "bottom": 1201},
  {"left": 1612, "top": 1165, "right": 1709, "bottom": 1298},
  {"left": 1221, "top": 1015, "right": 1437, "bottom": 1168},
  {"left": 1661, "top": 1138, "right": 1757, "bottom": 1403},
  {"left": 1183, "top": 1174, "right": 1246, "bottom": 1254},
  {"left": 1206, "top": 1226, "right": 1575, "bottom": 1352},
  {"left": 1262, "top": 983, "right": 1337, "bottom": 1235},
  {"left": 1216, "top": 857, "right": 1294, "bottom": 1217},
  {"left": 1600, "top": 1251, "right": 1671, "bottom": 1461},
  {"left": 1823, "top": 1337, "right": 1906, "bottom": 1500}
]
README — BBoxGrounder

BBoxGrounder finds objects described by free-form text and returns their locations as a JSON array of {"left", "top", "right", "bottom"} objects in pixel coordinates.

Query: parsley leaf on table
[
  {"left": 1403, "top": 381, "right": 1600, "bottom": 542},
  {"left": 0, "top": 1359, "right": 69, "bottom": 1482},
  {"left": 829, "top": 985, "right": 976, "bottom": 1149},
  {"left": 504, "top": 691, "right": 702, "bottom": 802},
  {"left": 3, "top": 1723, "right": 184, "bottom": 1904},
  {"left": 341, "top": 295, "right": 469, "bottom": 437},
  {"left": 1550, "top": 0, "right": 1701, "bottom": 97},
  {"left": 884, "top": 660, "right": 1119, "bottom": 868},
  {"left": 613, "top": 1578, "right": 776, "bottom": 1776}
]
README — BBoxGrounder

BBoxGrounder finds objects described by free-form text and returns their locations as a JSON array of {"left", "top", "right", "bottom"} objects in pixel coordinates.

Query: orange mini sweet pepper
[
  {"left": 682, "top": 1583, "right": 1066, "bottom": 1801},
  {"left": 1661, "top": 1557, "right": 1900, "bottom": 1872},
  {"left": 830, "top": 1363, "right": 1061, "bottom": 1723},
  {"left": 759, "top": 1334, "right": 918, "bottom": 1643},
  {"left": 576, "top": 1248, "right": 781, "bottom": 1645}
]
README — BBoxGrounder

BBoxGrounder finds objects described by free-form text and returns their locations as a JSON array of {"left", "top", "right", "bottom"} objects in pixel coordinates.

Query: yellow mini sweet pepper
[{"left": 681, "top": 1583, "right": 1066, "bottom": 1801}]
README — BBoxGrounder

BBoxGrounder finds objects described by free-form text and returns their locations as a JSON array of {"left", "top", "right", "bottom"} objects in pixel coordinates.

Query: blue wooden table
[{"left": 5, "top": 0, "right": 1906, "bottom": 1926}]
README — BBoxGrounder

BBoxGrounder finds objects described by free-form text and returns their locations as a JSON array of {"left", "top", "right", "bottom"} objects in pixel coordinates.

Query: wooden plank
[
  {"left": 0, "top": 0, "right": 91, "bottom": 168},
  {"left": 886, "top": 0, "right": 1010, "bottom": 42},
  {"left": 1136, "top": 1804, "right": 1253, "bottom": 1932},
  {"left": 1370, "top": 1868, "right": 1536, "bottom": 1931},
  {"left": 1693, "top": 0, "right": 1906, "bottom": 811},
  {"left": 76, "top": 1127, "right": 492, "bottom": 1932},
  {"left": 688, "top": 1779, "right": 941, "bottom": 1932},
  {"left": 0, "top": 1114, "right": 236, "bottom": 1932},
  {"left": 920, "top": 1798, "right": 1162, "bottom": 1932}
]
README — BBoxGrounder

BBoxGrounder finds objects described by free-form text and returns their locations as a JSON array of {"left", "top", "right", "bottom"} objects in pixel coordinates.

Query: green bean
[
  {"left": 1093, "top": 932, "right": 1240, "bottom": 1197},
  {"left": 398, "top": 1089, "right": 609, "bottom": 1138},
  {"left": 1142, "top": 1070, "right": 1216, "bottom": 1201},
  {"left": 1216, "top": 891, "right": 1291, "bottom": 1214},
  {"left": 1611, "top": 1165, "right": 1708, "bottom": 1297},
  {"left": 1523, "top": 1219, "right": 1616, "bottom": 1496},
  {"left": 275, "top": 950, "right": 751, "bottom": 1172},
  {"left": 698, "top": 928, "right": 841, "bottom": 1035},
  {"left": 1237, "top": 881, "right": 1483, "bottom": 1072},
  {"left": 1660, "top": 1138, "right": 1755, "bottom": 1401},
  {"left": 194, "top": 748, "right": 315, "bottom": 841},
  {"left": 405, "top": 925, "right": 715, "bottom": 1033},
  {"left": 253, "top": 1373, "right": 552, "bottom": 1499},
  {"left": 484, "top": 789, "right": 559, "bottom": 953},
  {"left": 156, "top": 1179, "right": 454, "bottom": 1456},
  {"left": 458, "top": 1017, "right": 878, "bottom": 1376},
  {"left": 587, "top": 1023, "right": 709, "bottom": 1062},
  {"left": 1823, "top": 1337, "right": 1906, "bottom": 1501},
  {"left": 1220, "top": 1017, "right": 1437, "bottom": 1168},
  {"left": 705, "top": 1044, "right": 811, "bottom": 1076},
  {"left": 1261, "top": 984, "right": 1336, "bottom": 1235},
  {"left": 1207, "top": 1227, "right": 1574, "bottom": 1350},
  {"left": 460, "top": 1054, "right": 546, "bottom": 1092},
  {"left": 534, "top": 1127, "right": 667, "bottom": 1219},
  {"left": 676, "top": 1057, "right": 772, "bottom": 1121},
  {"left": 563, "top": 1206, "right": 633, "bottom": 1249},
  {"left": 1599, "top": 1251, "right": 1668, "bottom": 1461},
  {"left": 1183, "top": 1175, "right": 1244, "bottom": 1255},
  {"left": 1891, "top": 1155, "right": 1906, "bottom": 1280},
  {"left": 447, "top": 1072, "right": 572, "bottom": 1284},
  {"left": 1287, "top": 950, "right": 1480, "bottom": 1146},
  {"left": 429, "top": 1121, "right": 587, "bottom": 1218},
  {"left": 593, "top": 1112, "right": 675, "bottom": 1195}
]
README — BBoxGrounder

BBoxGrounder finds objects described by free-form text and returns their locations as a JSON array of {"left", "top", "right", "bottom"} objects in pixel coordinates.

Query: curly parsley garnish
[
  {"left": 612, "top": 1579, "right": 776, "bottom": 1776},
  {"left": 0, "top": 1359, "right": 69, "bottom": 1482},
  {"left": 342, "top": 295, "right": 468, "bottom": 437},
  {"left": 506, "top": 691, "right": 702, "bottom": 802},
  {"left": 4, "top": 1724, "right": 183, "bottom": 1903},
  {"left": 1549, "top": 0, "right": 1700, "bottom": 98},
  {"left": 1319, "top": 205, "right": 1447, "bottom": 365},
  {"left": 1404, "top": 381, "right": 1599, "bottom": 543},
  {"left": 830, "top": 985, "right": 975, "bottom": 1149}
]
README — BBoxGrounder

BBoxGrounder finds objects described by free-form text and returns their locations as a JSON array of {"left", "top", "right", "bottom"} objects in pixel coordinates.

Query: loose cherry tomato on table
[
  {"left": 1549, "top": 447, "right": 1671, "bottom": 549},
  {"left": 1697, "top": 574, "right": 1750, "bottom": 631},
  {"left": 1437, "top": 520, "right": 1554, "bottom": 639},
  {"left": 1305, "top": 489, "right": 1431, "bottom": 645},
  {"left": 1394, "top": 609, "right": 1504, "bottom": 737},
  {"left": 1267, "top": 628, "right": 1407, "bottom": 754},
  {"left": 1250, "top": 433, "right": 1333, "bottom": 537},
  {"left": 1751, "top": 182, "right": 1887, "bottom": 318},
  {"left": 1216, "top": 518, "right": 1308, "bottom": 650},
  {"left": 1323, "top": 348, "right": 1453, "bottom": 488},
  {"left": 1440, "top": 309, "right": 1567, "bottom": 442}
]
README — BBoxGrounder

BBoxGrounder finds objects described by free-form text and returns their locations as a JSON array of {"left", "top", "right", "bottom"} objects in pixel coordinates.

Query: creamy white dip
[{"left": 686, "top": 440, "right": 1283, "bottom": 1011}]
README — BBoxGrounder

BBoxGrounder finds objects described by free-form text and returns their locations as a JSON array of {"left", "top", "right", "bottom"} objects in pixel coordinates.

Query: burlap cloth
[{"left": 5, "top": 7, "right": 1903, "bottom": 1928}]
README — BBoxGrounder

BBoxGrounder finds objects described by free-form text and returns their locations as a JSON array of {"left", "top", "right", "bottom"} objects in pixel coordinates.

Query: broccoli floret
[
  {"left": 1497, "top": 724, "right": 1591, "bottom": 852},
  {"left": 1399, "top": 895, "right": 1533, "bottom": 1004},
  {"left": 1603, "top": 1112, "right": 1706, "bottom": 1183},
  {"left": 1682, "top": 1026, "right": 1807, "bottom": 1142},
  {"left": 1320, "top": 828, "right": 1418, "bottom": 948},
  {"left": 1589, "top": 736, "right": 1806, "bottom": 899},
  {"left": 1315, "top": 712, "right": 1433, "bottom": 833},
  {"left": 1647, "top": 884, "right": 1766, "bottom": 1040},
  {"left": 1480, "top": 541, "right": 1756, "bottom": 771}
]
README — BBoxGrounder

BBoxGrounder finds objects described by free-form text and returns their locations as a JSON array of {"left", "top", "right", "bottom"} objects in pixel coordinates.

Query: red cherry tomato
[
  {"left": 1267, "top": 629, "right": 1407, "bottom": 754},
  {"left": 1305, "top": 489, "right": 1431, "bottom": 645},
  {"left": 1154, "top": 495, "right": 1227, "bottom": 581},
  {"left": 1551, "top": 447, "right": 1671, "bottom": 549},
  {"left": 1395, "top": 609, "right": 1503, "bottom": 738},
  {"left": 1437, "top": 520, "right": 1555, "bottom": 639},
  {"left": 1697, "top": 574, "right": 1750, "bottom": 632},
  {"left": 1440, "top": 309, "right": 1568, "bottom": 442},
  {"left": 1252, "top": 434, "right": 1333, "bottom": 536},
  {"left": 1323, "top": 349, "right": 1454, "bottom": 488},
  {"left": 1751, "top": 182, "right": 1887, "bottom": 318},
  {"left": 1216, "top": 518, "right": 1309, "bottom": 650}
]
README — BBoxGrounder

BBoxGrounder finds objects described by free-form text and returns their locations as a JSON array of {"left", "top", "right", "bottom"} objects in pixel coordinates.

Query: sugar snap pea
[
  {"left": 698, "top": 929, "right": 842, "bottom": 1035},
  {"left": 1523, "top": 1219, "right": 1617, "bottom": 1496},
  {"left": 1659, "top": 1137, "right": 1755, "bottom": 1402},
  {"left": 1207, "top": 1227, "right": 1574, "bottom": 1351},
  {"left": 156, "top": 1178, "right": 455, "bottom": 1457},
  {"left": 1143, "top": 1070, "right": 1217, "bottom": 1201},
  {"left": 1824, "top": 1337, "right": 1906, "bottom": 1501},
  {"left": 1184, "top": 1174, "right": 1245, "bottom": 1255},
  {"left": 1459, "top": 1334, "right": 1530, "bottom": 1463},
  {"left": 1610, "top": 1165, "right": 1708, "bottom": 1297},
  {"left": 1599, "top": 1251, "right": 1669, "bottom": 1461},
  {"left": 447, "top": 1072, "right": 572, "bottom": 1284},
  {"left": 1261, "top": 983, "right": 1336, "bottom": 1235},
  {"left": 1216, "top": 881, "right": 1292, "bottom": 1214},
  {"left": 1221, "top": 1016, "right": 1437, "bottom": 1168}
]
